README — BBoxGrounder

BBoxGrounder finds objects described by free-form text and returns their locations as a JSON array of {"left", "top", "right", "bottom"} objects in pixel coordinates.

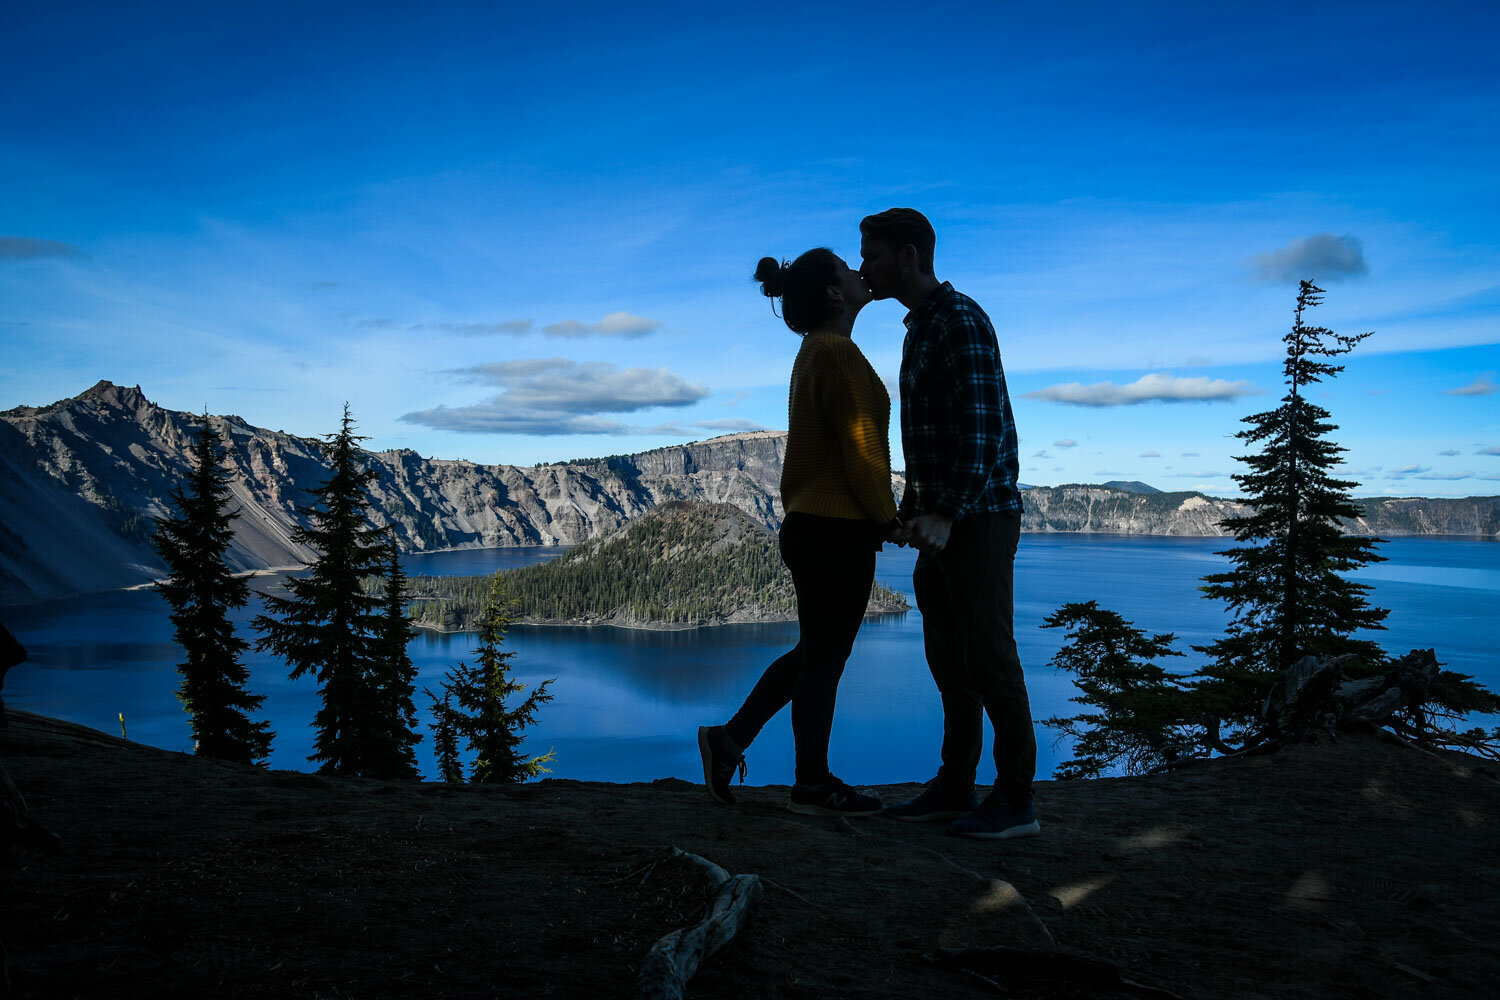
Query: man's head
[{"left": 859, "top": 208, "right": 936, "bottom": 301}]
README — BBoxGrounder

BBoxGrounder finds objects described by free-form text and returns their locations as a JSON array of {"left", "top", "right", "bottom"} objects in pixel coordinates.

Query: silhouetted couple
[{"left": 699, "top": 209, "right": 1039, "bottom": 840}]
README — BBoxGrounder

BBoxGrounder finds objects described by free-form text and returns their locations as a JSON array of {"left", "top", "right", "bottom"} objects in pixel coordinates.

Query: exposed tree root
[{"left": 636, "top": 847, "right": 762, "bottom": 1000}]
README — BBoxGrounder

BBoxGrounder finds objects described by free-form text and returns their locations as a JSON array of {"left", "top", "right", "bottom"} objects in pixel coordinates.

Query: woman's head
[{"left": 754, "top": 248, "right": 870, "bottom": 335}]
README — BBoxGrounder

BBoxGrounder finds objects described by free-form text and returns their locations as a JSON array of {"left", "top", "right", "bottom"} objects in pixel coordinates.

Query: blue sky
[{"left": 3, "top": 1, "right": 1497, "bottom": 497}]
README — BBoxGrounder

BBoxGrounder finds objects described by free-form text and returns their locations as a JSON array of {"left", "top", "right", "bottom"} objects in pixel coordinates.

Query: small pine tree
[
  {"left": 430, "top": 691, "right": 464, "bottom": 783},
  {"left": 253, "top": 405, "right": 388, "bottom": 776},
  {"left": 1193, "top": 281, "right": 1389, "bottom": 745},
  {"left": 364, "top": 534, "right": 422, "bottom": 779},
  {"left": 428, "top": 577, "right": 555, "bottom": 783},
  {"left": 1041, "top": 601, "right": 1191, "bottom": 778},
  {"left": 153, "top": 414, "right": 273, "bottom": 765}
]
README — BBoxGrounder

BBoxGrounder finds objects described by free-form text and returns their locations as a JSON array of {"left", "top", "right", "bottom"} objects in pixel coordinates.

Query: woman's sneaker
[
  {"left": 698, "top": 725, "right": 746, "bottom": 805},
  {"left": 787, "top": 776, "right": 883, "bottom": 817}
]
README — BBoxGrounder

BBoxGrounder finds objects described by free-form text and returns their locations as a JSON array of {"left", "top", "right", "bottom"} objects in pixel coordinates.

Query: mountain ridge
[{"left": 2, "top": 381, "right": 1495, "bottom": 603}]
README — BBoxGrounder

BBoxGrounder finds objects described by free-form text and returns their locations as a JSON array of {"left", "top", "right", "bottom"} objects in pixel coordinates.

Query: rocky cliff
[{"left": 2, "top": 382, "right": 1495, "bottom": 603}]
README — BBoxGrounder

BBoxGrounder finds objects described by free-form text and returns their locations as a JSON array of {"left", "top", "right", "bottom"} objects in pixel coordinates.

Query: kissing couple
[{"left": 699, "top": 208, "right": 1039, "bottom": 841}]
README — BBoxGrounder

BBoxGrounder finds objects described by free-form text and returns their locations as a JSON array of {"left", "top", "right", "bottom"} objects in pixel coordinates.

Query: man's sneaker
[
  {"left": 787, "top": 776, "right": 883, "bottom": 817},
  {"left": 946, "top": 791, "right": 1041, "bottom": 840},
  {"left": 698, "top": 725, "right": 746, "bottom": 805},
  {"left": 883, "top": 777, "right": 979, "bottom": 822}
]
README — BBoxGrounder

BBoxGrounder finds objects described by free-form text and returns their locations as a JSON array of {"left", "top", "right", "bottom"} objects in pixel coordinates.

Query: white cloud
[
  {"left": 1139, "top": 450, "right": 1161, "bottom": 458},
  {"left": 1031, "top": 449, "right": 1051, "bottom": 459},
  {"left": 402, "top": 359, "right": 709, "bottom": 435},
  {"left": 1054, "top": 438, "right": 1077, "bottom": 448},
  {"left": 1476, "top": 445, "right": 1500, "bottom": 456},
  {"left": 1025, "top": 373, "right": 1259, "bottom": 407},
  {"left": 1250, "top": 233, "right": 1368, "bottom": 283},
  {"left": 1443, "top": 375, "right": 1495, "bottom": 397},
  {"left": 1387, "top": 465, "right": 1431, "bottom": 477},
  {"left": 1413, "top": 470, "right": 1476, "bottom": 481},
  {"left": 1438, "top": 449, "right": 1461, "bottom": 456},
  {"left": 541, "top": 311, "right": 662, "bottom": 338}
]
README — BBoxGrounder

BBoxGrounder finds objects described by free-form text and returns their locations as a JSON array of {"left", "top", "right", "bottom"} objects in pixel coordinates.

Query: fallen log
[{"left": 636, "top": 847, "right": 762, "bottom": 1000}]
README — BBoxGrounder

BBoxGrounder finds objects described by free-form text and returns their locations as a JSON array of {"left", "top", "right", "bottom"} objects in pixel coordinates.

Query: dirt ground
[{"left": 3, "top": 709, "right": 1498, "bottom": 1000}]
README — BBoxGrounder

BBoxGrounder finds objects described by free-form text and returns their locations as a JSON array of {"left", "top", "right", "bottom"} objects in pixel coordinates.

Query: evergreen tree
[
  {"left": 430, "top": 691, "right": 464, "bottom": 783},
  {"left": 1041, "top": 602, "right": 1190, "bottom": 778},
  {"left": 364, "top": 534, "right": 422, "bottom": 779},
  {"left": 428, "top": 578, "right": 555, "bottom": 783},
  {"left": 1194, "top": 281, "right": 1389, "bottom": 743},
  {"left": 253, "top": 405, "right": 388, "bottom": 775},
  {"left": 153, "top": 414, "right": 273, "bottom": 764}
]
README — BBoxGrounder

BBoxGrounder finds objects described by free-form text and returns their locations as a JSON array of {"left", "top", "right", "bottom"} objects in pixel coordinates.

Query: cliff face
[
  {"left": 1020, "top": 487, "right": 1248, "bottom": 536},
  {"left": 2, "top": 382, "right": 1495, "bottom": 604},
  {"left": 0, "top": 383, "right": 787, "bottom": 603}
]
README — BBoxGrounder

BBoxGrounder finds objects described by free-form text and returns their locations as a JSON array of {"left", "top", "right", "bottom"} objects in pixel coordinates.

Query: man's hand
[{"left": 905, "top": 513, "right": 953, "bottom": 553}]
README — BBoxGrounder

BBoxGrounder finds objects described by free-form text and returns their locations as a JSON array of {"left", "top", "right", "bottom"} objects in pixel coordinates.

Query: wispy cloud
[
  {"left": 424, "top": 319, "right": 535, "bottom": 336},
  {"left": 1387, "top": 465, "right": 1431, "bottom": 477},
  {"left": 1477, "top": 445, "right": 1500, "bottom": 456},
  {"left": 1438, "top": 449, "right": 1460, "bottom": 456},
  {"left": 1053, "top": 438, "right": 1077, "bottom": 448},
  {"left": 0, "top": 236, "right": 85, "bottom": 260},
  {"left": 1412, "top": 470, "right": 1475, "bottom": 480},
  {"left": 1181, "top": 451, "right": 1199, "bottom": 457},
  {"left": 1139, "top": 450, "right": 1161, "bottom": 458},
  {"left": 1250, "top": 233, "right": 1368, "bottom": 283},
  {"left": 1031, "top": 449, "right": 1051, "bottom": 459},
  {"left": 541, "top": 311, "right": 662, "bottom": 338},
  {"left": 1026, "top": 373, "right": 1259, "bottom": 407},
  {"left": 1443, "top": 374, "right": 1496, "bottom": 397},
  {"left": 694, "top": 418, "right": 767, "bottom": 434},
  {"left": 401, "top": 359, "right": 709, "bottom": 435}
]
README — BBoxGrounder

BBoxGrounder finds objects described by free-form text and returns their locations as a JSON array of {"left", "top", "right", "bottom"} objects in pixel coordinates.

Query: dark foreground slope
[{"left": 3, "top": 709, "right": 1498, "bottom": 999}]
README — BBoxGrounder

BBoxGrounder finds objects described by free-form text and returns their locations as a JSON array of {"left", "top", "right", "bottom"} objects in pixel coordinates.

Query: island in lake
[{"left": 401, "top": 501, "right": 909, "bottom": 631}]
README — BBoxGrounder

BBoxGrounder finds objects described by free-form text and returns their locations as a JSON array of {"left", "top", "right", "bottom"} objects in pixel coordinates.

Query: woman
[{"left": 698, "top": 248, "right": 903, "bottom": 816}]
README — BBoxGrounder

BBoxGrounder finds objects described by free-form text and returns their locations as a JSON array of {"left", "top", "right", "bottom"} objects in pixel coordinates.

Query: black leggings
[{"left": 724, "top": 512, "right": 878, "bottom": 785}]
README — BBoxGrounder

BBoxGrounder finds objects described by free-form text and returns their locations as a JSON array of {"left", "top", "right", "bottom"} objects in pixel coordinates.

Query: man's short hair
[{"left": 860, "top": 208, "right": 936, "bottom": 275}]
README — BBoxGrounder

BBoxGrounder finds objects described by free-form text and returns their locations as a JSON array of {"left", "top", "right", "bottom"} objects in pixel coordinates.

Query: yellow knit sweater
[{"left": 780, "top": 333, "right": 899, "bottom": 524}]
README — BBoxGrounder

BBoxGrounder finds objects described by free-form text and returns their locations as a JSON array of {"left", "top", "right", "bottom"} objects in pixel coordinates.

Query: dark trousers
[
  {"left": 913, "top": 511, "right": 1036, "bottom": 802},
  {"left": 725, "top": 512, "right": 877, "bottom": 785}
]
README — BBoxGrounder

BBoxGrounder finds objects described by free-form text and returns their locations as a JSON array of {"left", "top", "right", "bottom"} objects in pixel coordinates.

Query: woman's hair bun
[{"left": 754, "top": 256, "right": 785, "bottom": 298}]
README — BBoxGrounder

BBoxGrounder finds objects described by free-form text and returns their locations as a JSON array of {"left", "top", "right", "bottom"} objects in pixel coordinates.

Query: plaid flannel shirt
[{"left": 898, "top": 282, "right": 1022, "bottom": 520}]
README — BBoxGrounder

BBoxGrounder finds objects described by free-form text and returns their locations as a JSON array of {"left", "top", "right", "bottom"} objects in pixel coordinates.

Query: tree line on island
[
  {"left": 386, "top": 502, "right": 909, "bottom": 632},
  {"left": 151, "top": 281, "right": 1499, "bottom": 785}
]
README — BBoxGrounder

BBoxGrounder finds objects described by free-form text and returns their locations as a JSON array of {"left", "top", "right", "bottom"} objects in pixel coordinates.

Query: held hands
[
  {"left": 906, "top": 512, "right": 953, "bottom": 553},
  {"left": 890, "top": 513, "right": 952, "bottom": 553}
]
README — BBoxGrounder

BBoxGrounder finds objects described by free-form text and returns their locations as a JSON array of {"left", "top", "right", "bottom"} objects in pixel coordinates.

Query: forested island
[{"left": 401, "top": 501, "right": 909, "bottom": 630}]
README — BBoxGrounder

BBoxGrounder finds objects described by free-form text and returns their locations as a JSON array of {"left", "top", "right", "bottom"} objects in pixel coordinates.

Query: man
[{"left": 859, "top": 208, "right": 1039, "bottom": 839}]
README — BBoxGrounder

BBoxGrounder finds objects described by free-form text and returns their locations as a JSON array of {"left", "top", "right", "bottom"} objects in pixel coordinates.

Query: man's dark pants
[{"left": 912, "top": 510, "right": 1036, "bottom": 804}]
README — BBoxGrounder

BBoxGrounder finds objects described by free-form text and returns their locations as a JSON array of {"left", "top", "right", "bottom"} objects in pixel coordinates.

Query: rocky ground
[{"left": 3, "top": 709, "right": 1498, "bottom": 999}]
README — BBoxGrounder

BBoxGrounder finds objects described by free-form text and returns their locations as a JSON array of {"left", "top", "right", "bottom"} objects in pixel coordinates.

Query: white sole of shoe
[{"left": 949, "top": 820, "right": 1041, "bottom": 840}]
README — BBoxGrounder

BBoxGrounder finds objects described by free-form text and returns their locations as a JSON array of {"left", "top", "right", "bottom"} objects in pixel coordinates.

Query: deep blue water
[{"left": 4, "top": 536, "right": 1496, "bottom": 786}]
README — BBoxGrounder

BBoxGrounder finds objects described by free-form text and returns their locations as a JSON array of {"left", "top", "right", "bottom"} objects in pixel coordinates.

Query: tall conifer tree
[
  {"left": 427, "top": 578, "right": 555, "bottom": 783},
  {"left": 365, "top": 535, "right": 422, "bottom": 779},
  {"left": 153, "top": 414, "right": 273, "bottom": 764},
  {"left": 253, "top": 405, "right": 388, "bottom": 775},
  {"left": 1194, "top": 281, "right": 1388, "bottom": 741}
]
